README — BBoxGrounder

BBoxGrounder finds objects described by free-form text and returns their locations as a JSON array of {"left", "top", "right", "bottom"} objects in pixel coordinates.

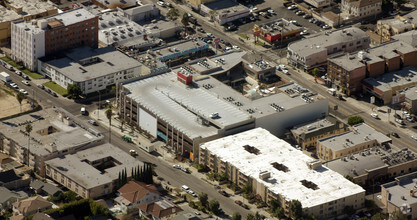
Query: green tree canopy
[
  {"left": 181, "top": 12, "right": 189, "bottom": 27},
  {"left": 67, "top": 83, "right": 82, "bottom": 99},
  {"left": 16, "top": 92, "right": 25, "bottom": 113},
  {"left": 246, "top": 213, "right": 255, "bottom": 220},
  {"left": 209, "top": 199, "right": 220, "bottom": 215},
  {"left": 167, "top": 8, "right": 179, "bottom": 19},
  {"left": 232, "top": 212, "right": 242, "bottom": 220},
  {"left": 289, "top": 200, "right": 303, "bottom": 219},
  {"left": 348, "top": 116, "right": 364, "bottom": 126},
  {"left": 198, "top": 192, "right": 208, "bottom": 207}
]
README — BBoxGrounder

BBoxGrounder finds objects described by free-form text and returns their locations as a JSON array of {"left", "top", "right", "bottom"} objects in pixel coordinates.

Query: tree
[
  {"left": 312, "top": 68, "right": 320, "bottom": 78},
  {"left": 348, "top": 116, "right": 364, "bottom": 126},
  {"left": 246, "top": 213, "right": 255, "bottom": 220},
  {"left": 243, "top": 182, "right": 252, "bottom": 195},
  {"left": 25, "top": 123, "right": 32, "bottom": 166},
  {"left": 198, "top": 192, "right": 208, "bottom": 207},
  {"left": 16, "top": 92, "right": 25, "bottom": 113},
  {"left": 67, "top": 83, "right": 82, "bottom": 99},
  {"left": 343, "top": 205, "right": 356, "bottom": 216},
  {"left": 232, "top": 212, "right": 242, "bottom": 220},
  {"left": 390, "top": 210, "right": 408, "bottom": 220},
  {"left": 120, "top": 118, "right": 125, "bottom": 132},
  {"left": 289, "top": 200, "right": 303, "bottom": 220},
  {"left": 181, "top": 12, "right": 189, "bottom": 31},
  {"left": 167, "top": 8, "right": 179, "bottom": 19},
  {"left": 105, "top": 106, "right": 113, "bottom": 143},
  {"left": 209, "top": 199, "right": 220, "bottom": 215},
  {"left": 371, "top": 213, "right": 386, "bottom": 220},
  {"left": 345, "top": 175, "right": 359, "bottom": 185},
  {"left": 254, "top": 212, "right": 262, "bottom": 220}
]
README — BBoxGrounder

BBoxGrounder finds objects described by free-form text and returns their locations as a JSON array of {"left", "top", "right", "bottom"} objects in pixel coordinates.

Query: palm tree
[
  {"left": 105, "top": 106, "right": 113, "bottom": 143},
  {"left": 120, "top": 118, "right": 125, "bottom": 132},
  {"left": 25, "top": 123, "right": 32, "bottom": 166},
  {"left": 16, "top": 92, "right": 25, "bottom": 113}
]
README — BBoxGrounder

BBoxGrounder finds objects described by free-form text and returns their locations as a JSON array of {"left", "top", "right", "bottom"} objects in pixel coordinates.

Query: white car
[
  {"left": 282, "top": 69, "right": 290, "bottom": 75},
  {"left": 173, "top": 164, "right": 181, "bottom": 169},
  {"left": 370, "top": 113, "right": 379, "bottom": 119},
  {"left": 22, "top": 80, "right": 30, "bottom": 86},
  {"left": 10, "top": 82, "right": 18, "bottom": 89},
  {"left": 412, "top": 136, "right": 417, "bottom": 141},
  {"left": 267, "top": 9, "right": 275, "bottom": 14},
  {"left": 206, "top": 33, "right": 214, "bottom": 38},
  {"left": 279, "top": 64, "right": 287, "bottom": 70},
  {"left": 323, "top": 24, "right": 331, "bottom": 29},
  {"left": 288, "top": 5, "right": 297, "bottom": 10},
  {"left": 225, "top": 47, "right": 231, "bottom": 51},
  {"left": 19, "top": 89, "right": 28, "bottom": 95},
  {"left": 232, "top": 45, "right": 240, "bottom": 50},
  {"left": 157, "top": 1, "right": 165, "bottom": 6},
  {"left": 300, "top": 29, "right": 309, "bottom": 35}
]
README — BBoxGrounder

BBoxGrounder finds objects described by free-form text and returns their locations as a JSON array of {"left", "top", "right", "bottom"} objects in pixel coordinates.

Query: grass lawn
[
  {"left": 43, "top": 81, "right": 67, "bottom": 96},
  {"left": 0, "top": 57, "right": 11, "bottom": 62},
  {"left": 22, "top": 69, "right": 43, "bottom": 79}
]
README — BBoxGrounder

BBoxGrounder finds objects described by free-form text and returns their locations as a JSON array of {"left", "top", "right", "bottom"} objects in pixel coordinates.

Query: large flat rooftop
[
  {"left": 382, "top": 172, "right": 417, "bottom": 207},
  {"left": 202, "top": 0, "right": 249, "bottom": 14},
  {"left": 42, "top": 46, "right": 142, "bottom": 82},
  {"left": 0, "top": 108, "right": 103, "bottom": 157},
  {"left": 291, "top": 116, "right": 339, "bottom": 136},
  {"left": 318, "top": 123, "right": 391, "bottom": 151},
  {"left": 200, "top": 128, "right": 365, "bottom": 208},
  {"left": 363, "top": 66, "right": 417, "bottom": 93},
  {"left": 259, "top": 18, "right": 300, "bottom": 35},
  {"left": 45, "top": 144, "right": 143, "bottom": 189}
]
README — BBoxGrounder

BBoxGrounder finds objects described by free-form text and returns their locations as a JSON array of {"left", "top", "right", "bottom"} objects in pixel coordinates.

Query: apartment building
[
  {"left": 199, "top": 128, "right": 365, "bottom": 219},
  {"left": 291, "top": 116, "right": 348, "bottom": 151},
  {"left": 0, "top": 108, "right": 104, "bottom": 176},
  {"left": 119, "top": 69, "right": 328, "bottom": 160},
  {"left": 304, "top": 0, "right": 331, "bottom": 8},
  {"left": 287, "top": 27, "right": 369, "bottom": 72},
  {"left": 92, "top": 0, "right": 136, "bottom": 9},
  {"left": 253, "top": 18, "right": 301, "bottom": 44},
  {"left": 327, "top": 40, "right": 417, "bottom": 95},
  {"left": 38, "top": 46, "right": 142, "bottom": 95},
  {"left": 12, "top": 196, "right": 52, "bottom": 217},
  {"left": 328, "top": 146, "right": 417, "bottom": 186},
  {"left": 11, "top": 8, "right": 98, "bottom": 71},
  {"left": 45, "top": 144, "right": 143, "bottom": 199},
  {"left": 381, "top": 172, "right": 417, "bottom": 219},
  {"left": 0, "top": 0, "right": 57, "bottom": 46},
  {"left": 317, "top": 123, "right": 391, "bottom": 161},
  {"left": 341, "top": 0, "right": 381, "bottom": 20},
  {"left": 377, "top": 10, "right": 417, "bottom": 41}
]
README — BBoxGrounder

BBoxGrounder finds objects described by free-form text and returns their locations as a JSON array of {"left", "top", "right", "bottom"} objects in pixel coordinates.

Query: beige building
[
  {"left": 45, "top": 144, "right": 144, "bottom": 199},
  {"left": 341, "top": 0, "right": 381, "bottom": 20},
  {"left": 0, "top": 108, "right": 104, "bottom": 176},
  {"left": 12, "top": 196, "right": 52, "bottom": 217},
  {"left": 381, "top": 172, "right": 417, "bottom": 219},
  {"left": 291, "top": 116, "right": 348, "bottom": 151},
  {"left": 317, "top": 123, "right": 391, "bottom": 161},
  {"left": 199, "top": 128, "right": 365, "bottom": 219},
  {"left": 0, "top": 0, "right": 57, "bottom": 46},
  {"left": 377, "top": 10, "right": 417, "bottom": 41}
]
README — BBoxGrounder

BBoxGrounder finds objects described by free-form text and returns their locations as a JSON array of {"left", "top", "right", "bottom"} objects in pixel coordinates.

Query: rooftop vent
[
  {"left": 271, "top": 162, "right": 289, "bottom": 172},
  {"left": 243, "top": 145, "right": 260, "bottom": 155}
]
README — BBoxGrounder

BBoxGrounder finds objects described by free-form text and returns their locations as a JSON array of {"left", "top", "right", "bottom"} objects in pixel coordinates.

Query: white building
[
  {"left": 199, "top": 128, "right": 365, "bottom": 219},
  {"left": 287, "top": 27, "right": 370, "bottom": 71},
  {"left": 341, "top": 0, "right": 381, "bottom": 19},
  {"left": 38, "top": 46, "right": 142, "bottom": 95},
  {"left": 200, "top": 0, "right": 249, "bottom": 25},
  {"left": 304, "top": 0, "right": 331, "bottom": 8}
]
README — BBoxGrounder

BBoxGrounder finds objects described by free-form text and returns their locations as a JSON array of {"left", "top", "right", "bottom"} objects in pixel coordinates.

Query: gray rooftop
[
  {"left": 43, "top": 47, "right": 142, "bottom": 83},
  {"left": 0, "top": 186, "right": 27, "bottom": 204},
  {"left": 291, "top": 116, "right": 339, "bottom": 136},
  {"left": 328, "top": 53, "right": 368, "bottom": 71},
  {"left": 0, "top": 0, "right": 56, "bottom": 23},
  {"left": 404, "top": 86, "right": 417, "bottom": 101},
  {"left": 363, "top": 66, "right": 417, "bottom": 93},
  {"left": 382, "top": 171, "right": 417, "bottom": 207},
  {"left": 45, "top": 144, "right": 143, "bottom": 189},
  {"left": 0, "top": 108, "right": 103, "bottom": 157},
  {"left": 187, "top": 51, "right": 246, "bottom": 75},
  {"left": 380, "top": 10, "right": 417, "bottom": 28},
  {"left": 288, "top": 27, "right": 368, "bottom": 58},
  {"left": 202, "top": 0, "right": 249, "bottom": 14},
  {"left": 327, "top": 145, "right": 416, "bottom": 177},
  {"left": 393, "top": 30, "right": 417, "bottom": 47},
  {"left": 123, "top": 4, "right": 158, "bottom": 16},
  {"left": 0, "top": 5, "right": 20, "bottom": 23},
  {"left": 259, "top": 18, "right": 300, "bottom": 35},
  {"left": 319, "top": 123, "right": 391, "bottom": 151}
]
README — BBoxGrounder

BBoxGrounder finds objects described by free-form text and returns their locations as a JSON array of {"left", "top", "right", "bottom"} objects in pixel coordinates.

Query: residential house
[
  {"left": 0, "top": 186, "right": 28, "bottom": 211},
  {"left": 139, "top": 199, "right": 183, "bottom": 220},
  {"left": 377, "top": 10, "right": 417, "bottom": 41},
  {"left": 116, "top": 180, "right": 161, "bottom": 213},
  {"left": 0, "top": 170, "right": 30, "bottom": 190},
  {"left": 12, "top": 196, "right": 52, "bottom": 217},
  {"left": 30, "top": 180, "right": 62, "bottom": 197}
]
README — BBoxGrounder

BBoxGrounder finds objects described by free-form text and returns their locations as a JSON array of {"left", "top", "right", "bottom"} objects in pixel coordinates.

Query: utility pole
[{"left": 98, "top": 90, "right": 101, "bottom": 120}]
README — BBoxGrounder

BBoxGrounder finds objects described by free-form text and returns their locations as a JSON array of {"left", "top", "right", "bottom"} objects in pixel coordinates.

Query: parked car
[
  {"left": 22, "top": 80, "right": 30, "bottom": 86},
  {"left": 406, "top": 116, "right": 415, "bottom": 122},
  {"left": 22, "top": 74, "right": 29, "bottom": 80},
  {"left": 323, "top": 24, "right": 332, "bottom": 29},
  {"left": 218, "top": 190, "right": 229, "bottom": 197},
  {"left": 157, "top": 1, "right": 165, "bottom": 6},
  {"left": 267, "top": 9, "right": 276, "bottom": 15},
  {"left": 37, "top": 84, "right": 45, "bottom": 89},
  {"left": 235, "top": 200, "right": 242, "bottom": 205},
  {"left": 181, "top": 167, "right": 190, "bottom": 173},
  {"left": 370, "top": 113, "right": 379, "bottom": 119},
  {"left": 129, "top": 149, "right": 138, "bottom": 157},
  {"left": 10, "top": 82, "right": 18, "bottom": 89},
  {"left": 288, "top": 5, "right": 297, "bottom": 10},
  {"left": 88, "top": 119, "right": 97, "bottom": 126},
  {"left": 303, "top": 14, "right": 312, "bottom": 19},
  {"left": 173, "top": 164, "right": 181, "bottom": 169},
  {"left": 15, "top": 70, "right": 22, "bottom": 76},
  {"left": 51, "top": 92, "right": 58, "bottom": 97},
  {"left": 391, "top": 132, "right": 399, "bottom": 138},
  {"left": 412, "top": 135, "right": 417, "bottom": 141},
  {"left": 19, "top": 89, "right": 28, "bottom": 95},
  {"left": 296, "top": 11, "right": 305, "bottom": 16}
]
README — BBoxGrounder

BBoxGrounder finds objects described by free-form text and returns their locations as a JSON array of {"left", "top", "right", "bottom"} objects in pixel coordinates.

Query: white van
[
  {"left": 182, "top": 185, "right": 189, "bottom": 191},
  {"left": 81, "top": 107, "right": 86, "bottom": 115}
]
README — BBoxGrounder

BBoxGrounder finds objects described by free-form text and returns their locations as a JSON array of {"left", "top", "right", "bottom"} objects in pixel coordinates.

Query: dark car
[
  {"left": 394, "top": 113, "right": 401, "bottom": 119},
  {"left": 391, "top": 132, "right": 400, "bottom": 138}
]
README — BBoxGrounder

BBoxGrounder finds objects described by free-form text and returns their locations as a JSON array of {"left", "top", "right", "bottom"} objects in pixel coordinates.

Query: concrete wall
[{"left": 367, "top": 60, "right": 385, "bottom": 78}]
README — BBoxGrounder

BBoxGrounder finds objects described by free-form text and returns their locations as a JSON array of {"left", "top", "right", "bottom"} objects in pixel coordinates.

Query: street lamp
[{"left": 98, "top": 90, "right": 101, "bottom": 120}]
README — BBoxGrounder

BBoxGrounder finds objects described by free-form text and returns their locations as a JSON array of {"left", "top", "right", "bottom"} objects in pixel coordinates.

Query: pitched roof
[
  {"left": 32, "top": 213, "right": 53, "bottom": 220},
  {"left": 138, "top": 199, "right": 183, "bottom": 218},
  {"left": 0, "top": 170, "right": 20, "bottom": 184},
  {"left": 118, "top": 180, "right": 160, "bottom": 204},
  {"left": 30, "top": 180, "right": 62, "bottom": 196},
  {"left": 0, "top": 186, "right": 21, "bottom": 203},
  {"left": 13, "top": 196, "right": 52, "bottom": 214}
]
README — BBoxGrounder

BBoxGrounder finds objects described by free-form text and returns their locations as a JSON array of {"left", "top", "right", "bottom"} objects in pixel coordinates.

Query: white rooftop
[{"left": 200, "top": 128, "right": 365, "bottom": 208}]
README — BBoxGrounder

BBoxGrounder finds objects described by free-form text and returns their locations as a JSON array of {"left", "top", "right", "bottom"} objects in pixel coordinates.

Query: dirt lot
[{"left": 0, "top": 85, "right": 32, "bottom": 118}]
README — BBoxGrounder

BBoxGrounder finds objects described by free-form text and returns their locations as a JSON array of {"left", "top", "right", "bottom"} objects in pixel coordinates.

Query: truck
[{"left": 0, "top": 72, "right": 10, "bottom": 83}]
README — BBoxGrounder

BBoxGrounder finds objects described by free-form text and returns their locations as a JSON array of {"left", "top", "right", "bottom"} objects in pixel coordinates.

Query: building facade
[
  {"left": 11, "top": 8, "right": 98, "bottom": 71},
  {"left": 287, "top": 27, "right": 369, "bottom": 72},
  {"left": 253, "top": 18, "right": 301, "bottom": 44},
  {"left": 200, "top": 0, "right": 249, "bottom": 25},
  {"left": 341, "top": 0, "right": 381, "bottom": 20},
  {"left": 377, "top": 11, "right": 417, "bottom": 41},
  {"left": 199, "top": 128, "right": 365, "bottom": 219}
]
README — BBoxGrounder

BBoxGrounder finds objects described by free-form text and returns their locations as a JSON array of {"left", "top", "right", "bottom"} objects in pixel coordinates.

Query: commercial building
[
  {"left": 381, "top": 172, "right": 417, "bottom": 219},
  {"left": 304, "top": 0, "right": 331, "bottom": 8},
  {"left": 327, "top": 40, "right": 417, "bottom": 95},
  {"left": 0, "top": 108, "right": 104, "bottom": 176},
  {"left": 253, "top": 18, "right": 301, "bottom": 44},
  {"left": 38, "top": 46, "right": 142, "bottom": 95},
  {"left": 327, "top": 146, "right": 417, "bottom": 186},
  {"left": 199, "top": 128, "right": 365, "bottom": 219},
  {"left": 0, "top": 0, "right": 57, "bottom": 46},
  {"left": 287, "top": 27, "right": 369, "bottom": 72},
  {"left": 11, "top": 8, "right": 98, "bottom": 71},
  {"left": 291, "top": 116, "right": 348, "bottom": 151},
  {"left": 92, "top": 0, "right": 136, "bottom": 9},
  {"left": 403, "top": 86, "right": 417, "bottom": 115},
  {"left": 341, "top": 0, "right": 381, "bottom": 20},
  {"left": 45, "top": 144, "right": 144, "bottom": 199},
  {"left": 377, "top": 10, "right": 417, "bottom": 41},
  {"left": 392, "top": 30, "right": 417, "bottom": 47},
  {"left": 119, "top": 69, "right": 328, "bottom": 160},
  {"left": 317, "top": 123, "right": 391, "bottom": 161},
  {"left": 200, "top": 0, "right": 250, "bottom": 25},
  {"left": 135, "top": 39, "right": 210, "bottom": 75},
  {"left": 362, "top": 66, "right": 417, "bottom": 104},
  {"left": 122, "top": 4, "right": 160, "bottom": 22}
]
